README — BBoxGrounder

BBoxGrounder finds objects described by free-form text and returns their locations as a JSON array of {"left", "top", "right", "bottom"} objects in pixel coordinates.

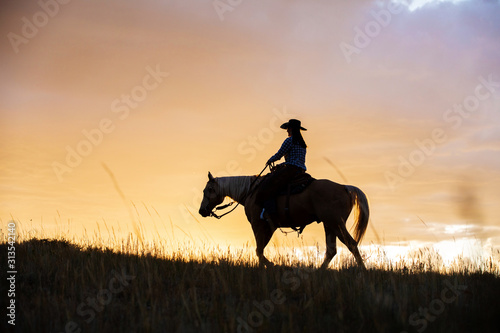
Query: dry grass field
[{"left": 1, "top": 231, "right": 499, "bottom": 333}]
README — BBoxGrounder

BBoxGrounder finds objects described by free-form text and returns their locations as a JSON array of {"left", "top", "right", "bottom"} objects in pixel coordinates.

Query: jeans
[{"left": 255, "top": 164, "right": 305, "bottom": 211}]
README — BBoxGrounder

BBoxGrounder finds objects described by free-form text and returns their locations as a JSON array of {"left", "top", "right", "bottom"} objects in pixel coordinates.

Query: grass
[{"left": 1, "top": 233, "right": 500, "bottom": 333}]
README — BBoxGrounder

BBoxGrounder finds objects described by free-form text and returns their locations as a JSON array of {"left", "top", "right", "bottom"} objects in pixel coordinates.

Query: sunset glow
[{"left": 1, "top": 0, "right": 500, "bottom": 264}]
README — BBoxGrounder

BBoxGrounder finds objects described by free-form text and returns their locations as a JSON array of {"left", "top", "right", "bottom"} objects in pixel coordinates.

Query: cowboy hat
[{"left": 280, "top": 119, "right": 307, "bottom": 131}]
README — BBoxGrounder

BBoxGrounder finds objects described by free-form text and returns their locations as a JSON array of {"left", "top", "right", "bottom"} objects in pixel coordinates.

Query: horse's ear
[{"left": 208, "top": 172, "right": 215, "bottom": 182}]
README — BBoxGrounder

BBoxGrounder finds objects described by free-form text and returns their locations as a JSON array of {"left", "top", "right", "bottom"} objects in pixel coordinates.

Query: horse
[{"left": 198, "top": 171, "right": 369, "bottom": 269}]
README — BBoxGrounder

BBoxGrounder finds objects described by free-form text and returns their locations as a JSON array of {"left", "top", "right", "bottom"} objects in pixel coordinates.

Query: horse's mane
[{"left": 217, "top": 176, "right": 257, "bottom": 203}]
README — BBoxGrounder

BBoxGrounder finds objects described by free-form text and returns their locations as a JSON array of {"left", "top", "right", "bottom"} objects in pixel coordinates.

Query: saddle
[
  {"left": 277, "top": 172, "right": 315, "bottom": 196},
  {"left": 262, "top": 171, "right": 315, "bottom": 233}
]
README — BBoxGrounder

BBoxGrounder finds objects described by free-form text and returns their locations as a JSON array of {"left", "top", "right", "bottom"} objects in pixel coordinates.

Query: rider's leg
[{"left": 255, "top": 165, "right": 302, "bottom": 219}]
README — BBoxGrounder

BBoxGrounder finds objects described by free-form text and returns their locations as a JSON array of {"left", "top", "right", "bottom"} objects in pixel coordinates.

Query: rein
[{"left": 210, "top": 164, "right": 270, "bottom": 219}]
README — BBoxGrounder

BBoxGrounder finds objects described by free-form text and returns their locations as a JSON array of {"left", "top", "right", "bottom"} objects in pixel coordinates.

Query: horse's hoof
[{"left": 260, "top": 260, "right": 274, "bottom": 268}]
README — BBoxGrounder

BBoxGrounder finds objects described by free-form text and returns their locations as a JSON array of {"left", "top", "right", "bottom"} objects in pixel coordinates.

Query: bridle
[{"left": 209, "top": 164, "right": 271, "bottom": 219}]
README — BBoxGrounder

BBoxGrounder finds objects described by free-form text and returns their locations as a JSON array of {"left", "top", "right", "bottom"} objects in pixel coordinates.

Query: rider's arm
[{"left": 267, "top": 137, "right": 292, "bottom": 165}]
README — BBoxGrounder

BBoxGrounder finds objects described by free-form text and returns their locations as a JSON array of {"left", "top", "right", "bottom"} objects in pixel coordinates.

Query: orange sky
[{"left": 1, "top": 0, "right": 500, "bottom": 257}]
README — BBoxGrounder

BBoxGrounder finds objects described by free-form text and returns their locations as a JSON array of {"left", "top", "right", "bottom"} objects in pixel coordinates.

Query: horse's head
[{"left": 199, "top": 172, "right": 225, "bottom": 217}]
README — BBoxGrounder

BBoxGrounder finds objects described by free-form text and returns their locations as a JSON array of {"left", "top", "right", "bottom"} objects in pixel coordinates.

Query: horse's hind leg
[
  {"left": 337, "top": 220, "right": 365, "bottom": 269},
  {"left": 320, "top": 226, "right": 337, "bottom": 269}
]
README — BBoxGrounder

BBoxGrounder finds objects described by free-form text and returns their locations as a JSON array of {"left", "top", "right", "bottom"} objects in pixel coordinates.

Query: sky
[{"left": 1, "top": 0, "right": 499, "bottom": 259}]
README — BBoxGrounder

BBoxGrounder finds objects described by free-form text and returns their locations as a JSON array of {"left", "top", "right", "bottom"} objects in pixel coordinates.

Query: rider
[{"left": 256, "top": 119, "right": 307, "bottom": 220}]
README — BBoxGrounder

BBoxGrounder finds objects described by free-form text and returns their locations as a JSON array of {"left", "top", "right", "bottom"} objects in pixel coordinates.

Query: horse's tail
[{"left": 345, "top": 185, "right": 370, "bottom": 244}]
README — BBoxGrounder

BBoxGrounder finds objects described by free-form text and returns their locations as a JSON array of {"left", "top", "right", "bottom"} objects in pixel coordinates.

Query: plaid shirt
[{"left": 267, "top": 137, "right": 307, "bottom": 170}]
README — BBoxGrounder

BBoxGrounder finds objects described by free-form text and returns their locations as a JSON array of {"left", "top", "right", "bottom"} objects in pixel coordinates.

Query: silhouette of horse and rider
[{"left": 199, "top": 119, "right": 369, "bottom": 268}]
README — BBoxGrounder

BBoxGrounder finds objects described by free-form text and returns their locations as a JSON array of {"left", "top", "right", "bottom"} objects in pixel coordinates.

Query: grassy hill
[{"left": 1, "top": 238, "right": 499, "bottom": 333}]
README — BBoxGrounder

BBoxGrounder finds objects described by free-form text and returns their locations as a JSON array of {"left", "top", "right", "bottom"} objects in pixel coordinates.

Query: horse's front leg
[{"left": 252, "top": 219, "right": 275, "bottom": 267}]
